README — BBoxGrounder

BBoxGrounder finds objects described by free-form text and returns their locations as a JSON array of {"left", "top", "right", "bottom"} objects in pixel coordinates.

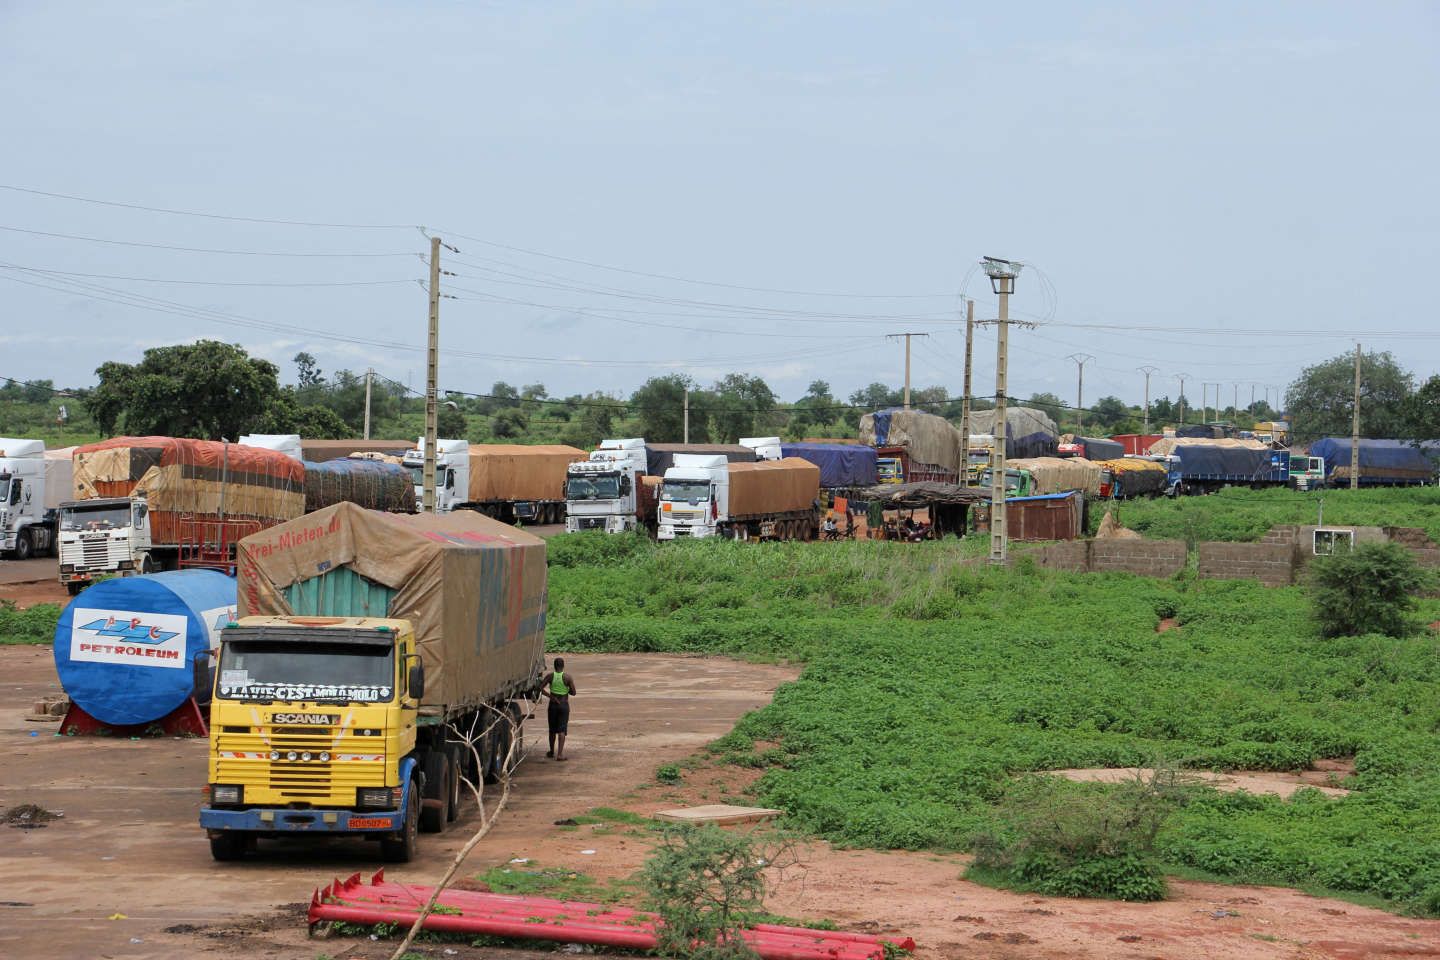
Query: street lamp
[{"left": 980, "top": 256, "right": 1022, "bottom": 566}]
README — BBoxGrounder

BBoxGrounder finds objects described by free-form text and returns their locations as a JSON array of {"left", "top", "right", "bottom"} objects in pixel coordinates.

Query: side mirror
[{"left": 407, "top": 659, "right": 425, "bottom": 700}]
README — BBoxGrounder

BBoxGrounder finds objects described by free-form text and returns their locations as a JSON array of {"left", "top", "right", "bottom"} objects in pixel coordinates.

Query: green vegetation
[
  {"left": 656, "top": 763, "right": 684, "bottom": 784},
  {"left": 476, "top": 862, "right": 636, "bottom": 903},
  {"left": 1088, "top": 486, "right": 1440, "bottom": 544},
  {"left": 0, "top": 601, "right": 61, "bottom": 644},
  {"left": 547, "top": 534, "right": 1440, "bottom": 913},
  {"left": 1309, "top": 542, "right": 1433, "bottom": 638}
]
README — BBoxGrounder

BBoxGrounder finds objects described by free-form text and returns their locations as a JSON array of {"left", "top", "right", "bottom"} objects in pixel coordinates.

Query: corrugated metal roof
[{"left": 1007, "top": 491, "right": 1080, "bottom": 503}]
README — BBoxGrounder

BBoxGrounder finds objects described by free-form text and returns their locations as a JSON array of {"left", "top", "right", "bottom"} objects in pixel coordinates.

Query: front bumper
[
  {"left": 200, "top": 806, "right": 401, "bottom": 834},
  {"left": 658, "top": 523, "right": 716, "bottom": 540}
]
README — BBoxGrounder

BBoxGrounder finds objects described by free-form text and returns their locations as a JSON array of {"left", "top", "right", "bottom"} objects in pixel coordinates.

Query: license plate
[{"left": 349, "top": 817, "right": 392, "bottom": 829}]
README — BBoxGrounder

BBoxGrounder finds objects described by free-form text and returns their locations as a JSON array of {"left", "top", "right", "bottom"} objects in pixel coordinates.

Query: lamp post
[{"left": 981, "top": 256, "right": 1022, "bottom": 566}]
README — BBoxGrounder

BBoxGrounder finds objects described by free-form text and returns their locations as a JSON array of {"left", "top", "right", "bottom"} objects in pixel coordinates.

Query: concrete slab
[{"left": 652, "top": 803, "right": 782, "bottom": 825}]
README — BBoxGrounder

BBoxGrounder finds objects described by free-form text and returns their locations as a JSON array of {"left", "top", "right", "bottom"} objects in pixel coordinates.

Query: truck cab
[
  {"left": 979, "top": 467, "right": 1036, "bottom": 497},
  {"left": 402, "top": 438, "right": 469, "bottom": 513},
  {"left": 201, "top": 615, "right": 429, "bottom": 862},
  {"left": 1, "top": 439, "right": 56, "bottom": 560},
  {"left": 564, "top": 438, "right": 647, "bottom": 533},
  {"left": 738, "top": 436, "right": 783, "bottom": 461},
  {"left": 1289, "top": 455, "right": 1327, "bottom": 491},
  {"left": 876, "top": 458, "right": 903, "bottom": 483},
  {"left": 57, "top": 496, "right": 153, "bottom": 590},
  {"left": 656, "top": 455, "right": 727, "bottom": 540},
  {"left": 966, "top": 435, "right": 996, "bottom": 483}
]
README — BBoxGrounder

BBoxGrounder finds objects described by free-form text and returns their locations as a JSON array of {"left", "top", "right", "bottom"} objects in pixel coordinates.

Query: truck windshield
[
  {"left": 407, "top": 465, "right": 446, "bottom": 487},
  {"left": 661, "top": 480, "right": 710, "bottom": 503},
  {"left": 216, "top": 640, "right": 395, "bottom": 703},
  {"left": 566, "top": 475, "right": 620, "bottom": 500},
  {"left": 61, "top": 505, "right": 132, "bottom": 531}
]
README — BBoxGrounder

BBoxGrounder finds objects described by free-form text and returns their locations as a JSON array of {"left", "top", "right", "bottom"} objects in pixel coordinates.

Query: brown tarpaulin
[
  {"left": 466, "top": 445, "right": 586, "bottom": 502},
  {"left": 727, "top": 458, "right": 821, "bottom": 516},
  {"left": 236, "top": 502, "right": 546, "bottom": 715},
  {"left": 1006, "top": 457, "right": 1103, "bottom": 497}
]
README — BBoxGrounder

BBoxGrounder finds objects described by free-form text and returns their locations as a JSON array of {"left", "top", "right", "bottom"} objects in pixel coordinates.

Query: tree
[
  {"left": 1149, "top": 396, "right": 1175, "bottom": 424},
  {"left": 847, "top": 382, "right": 900, "bottom": 412},
  {"left": 251, "top": 388, "right": 349, "bottom": 438},
  {"left": 560, "top": 392, "right": 617, "bottom": 448},
  {"left": 787, "top": 380, "right": 837, "bottom": 433},
  {"left": 84, "top": 340, "right": 281, "bottom": 440},
  {"left": 1285, "top": 351, "right": 1414, "bottom": 444},
  {"left": 1025, "top": 392, "right": 1066, "bottom": 427},
  {"left": 709, "top": 373, "right": 776, "bottom": 442},
  {"left": 437, "top": 403, "right": 469, "bottom": 439},
  {"left": 1086, "top": 396, "right": 1130, "bottom": 432},
  {"left": 630, "top": 375, "right": 695, "bottom": 443},
  {"left": 293, "top": 352, "right": 324, "bottom": 390},
  {"left": 1309, "top": 542, "right": 1431, "bottom": 638},
  {"left": 1403, "top": 374, "right": 1440, "bottom": 442}
]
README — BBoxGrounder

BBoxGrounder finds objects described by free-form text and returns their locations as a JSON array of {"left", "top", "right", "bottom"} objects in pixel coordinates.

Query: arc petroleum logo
[{"left": 76, "top": 615, "right": 179, "bottom": 645}]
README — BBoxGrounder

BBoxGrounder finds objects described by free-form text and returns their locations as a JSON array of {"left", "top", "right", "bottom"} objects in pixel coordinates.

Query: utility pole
[
  {"left": 888, "top": 333, "right": 929, "bottom": 410},
  {"left": 683, "top": 388, "right": 690, "bottom": 444},
  {"left": 1067, "top": 354, "right": 1094, "bottom": 434},
  {"left": 980, "top": 257, "right": 1023, "bottom": 566},
  {"left": 958, "top": 299, "right": 975, "bottom": 486},
  {"left": 1350, "top": 342, "right": 1361, "bottom": 490},
  {"left": 1249, "top": 383, "right": 1255, "bottom": 415},
  {"left": 423, "top": 235, "right": 441, "bottom": 513},
  {"left": 1138, "top": 366, "right": 1159, "bottom": 433},
  {"left": 363, "top": 367, "right": 373, "bottom": 440},
  {"left": 1176, "top": 373, "right": 1189, "bottom": 425},
  {"left": 1232, "top": 383, "right": 1238, "bottom": 421}
]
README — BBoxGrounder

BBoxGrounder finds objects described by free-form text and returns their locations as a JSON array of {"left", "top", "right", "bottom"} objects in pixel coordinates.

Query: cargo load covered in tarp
[
  {"left": 1109, "top": 434, "right": 1162, "bottom": 456},
  {"left": 1096, "top": 457, "right": 1169, "bottom": 497},
  {"left": 44, "top": 446, "right": 75, "bottom": 509},
  {"left": 1075, "top": 437, "right": 1124, "bottom": 461},
  {"left": 1165, "top": 443, "right": 1277, "bottom": 480},
  {"left": 304, "top": 458, "right": 415, "bottom": 513},
  {"left": 1176, "top": 424, "right": 1226, "bottom": 439},
  {"left": 1146, "top": 436, "right": 1267, "bottom": 458},
  {"left": 300, "top": 439, "right": 413, "bottom": 462},
  {"left": 727, "top": 457, "right": 820, "bottom": 516},
  {"left": 859, "top": 409, "right": 965, "bottom": 472},
  {"left": 1007, "top": 456, "right": 1103, "bottom": 496},
  {"left": 239, "top": 434, "right": 303, "bottom": 462},
  {"left": 465, "top": 445, "right": 585, "bottom": 502},
  {"left": 780, "top": 442, "right": 878, "bottom": 488},
  {"left": 645, "top": 444, "right": 758, "bottom": 477},
  {"left": 966, "top": 407, "right": 1059, "bottom": 459},
  {"left": 236, "top": 502, "right": 546, "bottom": 715},
  {"left": 1309, "top": 438, "right": 1436, "bottom": 484},
  {"left": 73, "top": 437, "right": 304, "bottom": 546}
]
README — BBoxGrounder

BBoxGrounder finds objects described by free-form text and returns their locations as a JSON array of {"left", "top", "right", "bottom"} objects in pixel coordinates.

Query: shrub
[
  {"left": 1308, "top": 541, "right": 1432, "bottom": 638},
  {"left": 656, "top": 763, "right": 683, "bottom": 784},
  {"left": 0, "top": 600, "right": 60, "bottom": 645}
]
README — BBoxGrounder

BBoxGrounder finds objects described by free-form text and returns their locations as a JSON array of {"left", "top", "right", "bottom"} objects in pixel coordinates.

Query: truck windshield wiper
[
  {"left": 311, "top": 698, "right": 358, "bottom": 705},
  {"left": 236, "top": 698, "right": 274, "bottom": 704}
]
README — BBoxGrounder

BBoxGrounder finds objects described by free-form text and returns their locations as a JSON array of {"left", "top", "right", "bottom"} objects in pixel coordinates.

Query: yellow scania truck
[{"left": 199, "top": 502, "right": 546, "bottom": 862}]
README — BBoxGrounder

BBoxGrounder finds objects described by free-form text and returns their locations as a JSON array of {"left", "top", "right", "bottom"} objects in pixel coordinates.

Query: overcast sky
[{"left": 3, "top": 1, "right": 1437, "bottom": 414}]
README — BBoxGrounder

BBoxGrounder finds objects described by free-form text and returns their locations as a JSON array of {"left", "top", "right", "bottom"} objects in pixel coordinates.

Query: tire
[
  {"left": 445, "top": 744, "right": 462, "bottom": 822},
  {"left": 13, "top": 531, "right": 32, "bottom": 561},
  {"left": 66, "top": 582, "right": 84, "bottom": 596},
  {"left": 209, "top": 832, "right": 248, "bottom": 861},
  {"left": 140, "top": 554, "right": 156, "bottom": 574},
  {"left": 485, "top": 712, "right": 513, "bottom": 785},
  {"left": 381, "top": 781, "right": 420, "bottom": 863},
  {"left": 419, "top": 751, "right": 450, "bottom": 834}
]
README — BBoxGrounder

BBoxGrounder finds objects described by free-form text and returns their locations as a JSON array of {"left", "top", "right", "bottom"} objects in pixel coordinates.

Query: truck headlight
[
  {"left": 211, "top": 784, "right": 242, "bottom": 805},
  {"left": 357, "top": 787, "right": 395, "bottom": 809}
]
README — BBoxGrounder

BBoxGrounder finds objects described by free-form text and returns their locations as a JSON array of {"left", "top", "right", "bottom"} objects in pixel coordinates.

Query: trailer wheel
[
  {"left": 419, "top": 751, "right": 450, "bottom": 833},
  {"left": 209, "top": 832, "right": 248, "bottom": 861},
  {"left": 66, "top": 582, "right": 83, "bottom": 596},
  {"left": 140, "top": 554, "right": 156, "bottom": 574},
  {"left": 13, "top": 531, "right": 32, "bottom": 561},
  {"left": 485, "top": 713, "right": 513, "bottom": 784},
  {"left": 445, "top": 744, "right": 463, "bottom": 822},
  {"left": 381, "top": 781, "right": 421, "bottom": 863}
]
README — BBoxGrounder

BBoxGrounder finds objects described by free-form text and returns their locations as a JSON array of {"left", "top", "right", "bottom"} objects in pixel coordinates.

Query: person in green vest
[{"left": 541, "top": 657, "right": 577, "bottom": 761}]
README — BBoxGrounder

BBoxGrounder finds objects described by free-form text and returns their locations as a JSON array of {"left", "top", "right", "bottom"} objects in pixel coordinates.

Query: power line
[
  {"left": 0, "top": 224, "right": 417, "bottom": 257},
  {"left": 0, "top": 184, "right": 416, "bottom": 229},
  {"left": 3, "top": 263, "right": 419, "bottom": 288}
]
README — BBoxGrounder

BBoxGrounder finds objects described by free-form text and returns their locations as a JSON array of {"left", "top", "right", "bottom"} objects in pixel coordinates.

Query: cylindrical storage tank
[{"left": 54, "top": 570, "right": 238, "bottom": 726}]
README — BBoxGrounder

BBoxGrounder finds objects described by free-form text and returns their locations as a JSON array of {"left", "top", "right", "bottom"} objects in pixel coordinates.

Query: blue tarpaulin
[
  {"left": 780, "top": 443, "right": 878, "bottom": 488},
  {"left": 1076, "top": 437, "right": 1125, "bottom": 461},
  {"left": 1172, "top": 445, "right": 1285, "bottom": 481},
  {"left": 1309, "top": 438, "right": 1435, "bottom": 482}
]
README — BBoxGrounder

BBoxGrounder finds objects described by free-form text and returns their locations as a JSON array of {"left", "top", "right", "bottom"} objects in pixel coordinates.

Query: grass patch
[
  {"left": 475, "top": 863, "right": 637, "bottom": 903},
  {"left": 548, "top": 532, "right": 1440, "bottom": 914},
  {"left": 0, "top": 601, "right": 60, "bottom": 645}
]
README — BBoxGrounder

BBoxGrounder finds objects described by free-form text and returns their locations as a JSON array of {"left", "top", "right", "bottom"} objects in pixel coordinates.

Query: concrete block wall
[
  {"left": 1090, "top": 539, "right": 1188, "bottom": 577},
  {"left": 1198, "top": 542, "right": 1295, "bottom": 586}
]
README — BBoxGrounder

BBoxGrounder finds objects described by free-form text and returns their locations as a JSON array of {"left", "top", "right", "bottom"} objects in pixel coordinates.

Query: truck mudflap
[{"left": 200, "top": 756, "right": 417, "bottom": 835}]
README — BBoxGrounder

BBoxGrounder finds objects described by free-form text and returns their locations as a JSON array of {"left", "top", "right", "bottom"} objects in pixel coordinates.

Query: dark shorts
[{"left": 547, "top": 698, "right": 570, "bottom": 735}]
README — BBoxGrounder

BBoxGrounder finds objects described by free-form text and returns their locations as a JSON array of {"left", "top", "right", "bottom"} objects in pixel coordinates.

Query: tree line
[{"left": 1, "top": 342, "right": 1436, "bottom": 449}]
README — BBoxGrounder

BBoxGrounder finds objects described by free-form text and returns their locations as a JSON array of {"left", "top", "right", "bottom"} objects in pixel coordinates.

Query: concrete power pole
[
  {"left": 1138, "top": 366, "right": 1159, "bottom": 433},
  {"left": 423, "top": 236, "right": 441, "bottom": 513},
  {"left": 958, "top": 299, "right": 975, "bottom": 486},
  {"left": 1350, "top": 343, "right": 1362, "bottom": 490},
  {"left": 363, "top": 367, "right": 373, "bottom": 440},
  {"left": 1176, "top": 373, "right": 1189, "bottom": 425},
  {"left": 683, "top": 388, "right": 690, "bottom": 444},
  {"left": 980, "top": 257, "right": 1023, "bottom": 566},
  {"left": 1232, "top": 383, "right": 1239, "bottom": 421},
  {"left": 888, "top": 333, "right": 929, "bottom": 410},
  {"left": 1067, "top": 354, "right": 1094, "bottom": 434}
]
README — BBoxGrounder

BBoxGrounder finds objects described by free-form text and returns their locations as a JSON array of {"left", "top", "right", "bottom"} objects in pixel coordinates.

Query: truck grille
[
  {"left": 269, "top": 759, "right": 333, "bottom": 797},
  {"left": 215, "top": 726, "right": 384, "bottom": 804},
  {"left": 82, "top": 539, "right": 109, "bottom": 566},
  {"left": 576, "top": 517, "right": 606, "bottom": 530}
]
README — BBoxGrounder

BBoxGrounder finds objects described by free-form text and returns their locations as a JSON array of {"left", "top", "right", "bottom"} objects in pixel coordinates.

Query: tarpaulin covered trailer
[
  {"left": 645, "top": 444, "right": 757, "bottom": 477},
  {"left": 779, "top": 442, "right": 878, "bottom": 488},
  {"left": 966, "top": 407, "right": 1059, "bottom": 459},
  {"left": 1308, "top": 438, "right": 1436, "bottom": 485}
]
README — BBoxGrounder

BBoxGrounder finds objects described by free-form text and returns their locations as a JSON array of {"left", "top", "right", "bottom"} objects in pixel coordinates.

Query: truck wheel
[
  {"left": 419, "top": 751, "right": 450, "bottom": 833},
  {"left": 381, "top": 782, "right": 420, "bottom": 863},
  {"left": 445, "top": 744, "right": 463, "bottom": 822},
  {"left": 485, "top": 716, "right": 513, "bottom": 784},
  {"left": 209, "top": 832, "right": 248, "bottom": 861},
  {"left": 13, "top": 531, "right": 32, "bottom": 561},
  {"left": 66, "top": 582, "right": 83, "bottom": 596},
  {"left": 140, "top": 555, "right": 156, "bottom": 574}
]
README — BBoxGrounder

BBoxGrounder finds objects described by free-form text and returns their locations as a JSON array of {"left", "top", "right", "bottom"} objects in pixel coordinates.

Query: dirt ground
[
  {"left": 0, "top": 557, "right": 69, "bottom": 610},
  {"left": 1, "top": 645, "right": 1437, "bottom": 960}
]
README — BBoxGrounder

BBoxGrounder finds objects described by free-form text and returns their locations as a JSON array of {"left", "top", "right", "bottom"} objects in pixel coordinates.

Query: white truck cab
[
  {"left": 738, "top": 436, "right": 783, "bottom": 461},
  {"left": 401, "top": 438, "right": 469, "bottom": 513},
  {"left": 57, "top": 496, "right": 155, "bottom": 591},
  {"left": 0, "top": 437, "right": 57, "bottom": 560},
  {"left": 656, "top": 455, "right": 729, "bottom": 540},
  {"left": 565, "top": 438, "right": 647, "bottom": 533}
]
